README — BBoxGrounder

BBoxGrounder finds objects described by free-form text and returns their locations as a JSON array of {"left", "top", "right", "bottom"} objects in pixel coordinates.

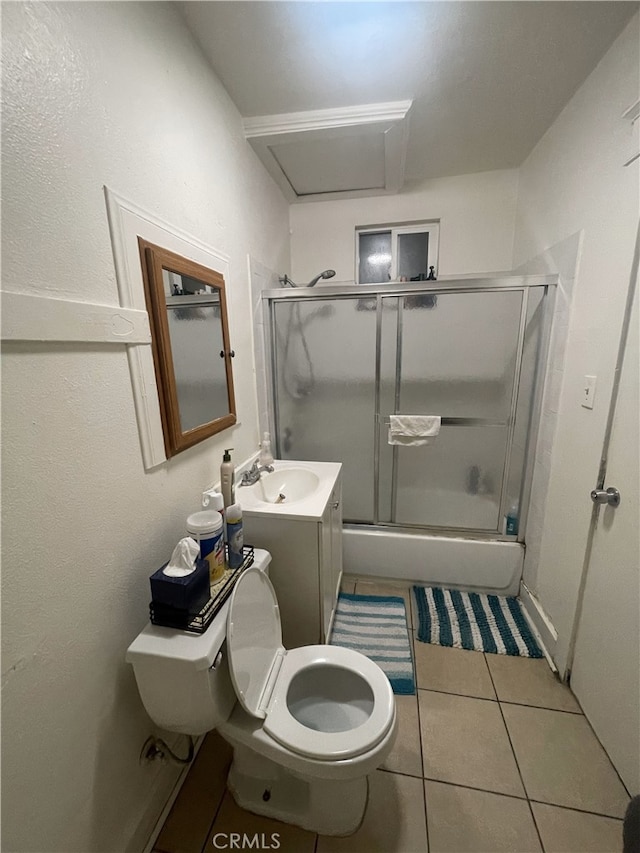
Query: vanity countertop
[{"left": 236, "top": 459, "right": 342, "bottom": 521}]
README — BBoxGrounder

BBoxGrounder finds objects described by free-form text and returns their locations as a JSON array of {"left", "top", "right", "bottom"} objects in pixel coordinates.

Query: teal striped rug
[
  {"left": 413, "top": 586, "right": 543, "bottom": 658},
  {"left": 330, "top": 593, "right": 416, "bottom": 695}
]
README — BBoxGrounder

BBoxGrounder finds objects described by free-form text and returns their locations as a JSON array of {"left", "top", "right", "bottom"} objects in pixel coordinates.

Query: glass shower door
[
  {"left": 272, "top": 297, "right": 377, "bottom": 521},
  {"left": 378, "top": 290, "right": 524, "bottom": 531}
]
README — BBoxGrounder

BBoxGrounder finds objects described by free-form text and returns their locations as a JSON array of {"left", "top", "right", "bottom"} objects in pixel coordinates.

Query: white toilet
[{"left": 126, "top": 549, "right": 397, "bottom": 835}]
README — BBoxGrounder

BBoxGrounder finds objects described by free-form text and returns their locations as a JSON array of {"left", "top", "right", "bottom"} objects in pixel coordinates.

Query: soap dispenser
[
  {"left": 259, "top": 432, "right": 274, "bottom": 467},
  {"left": 221, "top": 448, "right": 235, "bottom": 508}
]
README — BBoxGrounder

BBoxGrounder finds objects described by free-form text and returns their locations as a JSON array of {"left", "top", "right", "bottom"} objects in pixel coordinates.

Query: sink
[
  {"left": 236, "top": 460, "right": 339, "bottom": 519},
  {"left": 256, "top": 467, "right": 320, "bottom": 504}
]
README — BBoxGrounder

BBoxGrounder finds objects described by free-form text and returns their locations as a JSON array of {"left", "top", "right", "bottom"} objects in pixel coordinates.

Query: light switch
[{"left": 582, "top": 375, "right": 597, "bottom": 409}]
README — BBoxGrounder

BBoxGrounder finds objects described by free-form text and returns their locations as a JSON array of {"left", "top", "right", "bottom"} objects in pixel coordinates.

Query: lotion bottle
[{"left": 221, "top": 448, "right": 235, "bottom": 508}]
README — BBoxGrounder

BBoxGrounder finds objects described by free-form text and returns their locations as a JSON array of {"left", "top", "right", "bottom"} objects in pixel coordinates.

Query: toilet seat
[{"left": 227, "top": 567, "right": 395, "bottom": 762}]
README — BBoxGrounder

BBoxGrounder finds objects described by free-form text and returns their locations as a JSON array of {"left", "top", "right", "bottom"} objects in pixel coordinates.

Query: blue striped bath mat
[
  {"left": 413, "top": 586, "right": 543, "bottom": 658},
  {"left": 330, "top": 593, "right": 415, "bottom": 694}
]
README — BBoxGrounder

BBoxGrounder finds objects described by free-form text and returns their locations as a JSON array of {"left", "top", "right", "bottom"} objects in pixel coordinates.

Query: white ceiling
[{"left": 180, "top": 1, "right": 638, "bottom": 194}]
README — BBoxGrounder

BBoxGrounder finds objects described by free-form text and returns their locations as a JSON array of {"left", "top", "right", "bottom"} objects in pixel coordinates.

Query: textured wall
[
  {"left": 512, "top": 14, "right": 639, "bottom": 674},
  {"left": 289, "top": 168, "right": 519, "bottom": 283},
  {"left": 1, "top": 3, "right": 289, "bottom": 851}
]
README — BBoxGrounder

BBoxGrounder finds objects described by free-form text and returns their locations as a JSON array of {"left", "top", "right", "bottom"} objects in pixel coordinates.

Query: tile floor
[{"left": 153, "top": 579, "right": 630, "bottom": 853}]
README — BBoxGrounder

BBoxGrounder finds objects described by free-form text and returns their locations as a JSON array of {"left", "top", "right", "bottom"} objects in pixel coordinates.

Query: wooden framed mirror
[{"left": 138, "top": 238, "right": 236, "bottom": 458}]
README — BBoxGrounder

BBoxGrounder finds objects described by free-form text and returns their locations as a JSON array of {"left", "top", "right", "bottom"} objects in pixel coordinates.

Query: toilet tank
[{"left": 126, "top": 549, "right": 271, "bottom": 735}]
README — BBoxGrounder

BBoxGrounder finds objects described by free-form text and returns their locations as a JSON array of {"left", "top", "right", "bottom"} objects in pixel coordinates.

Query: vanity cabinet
[{"left": 242, "top": 469, "right": 343, "bottom": 648}]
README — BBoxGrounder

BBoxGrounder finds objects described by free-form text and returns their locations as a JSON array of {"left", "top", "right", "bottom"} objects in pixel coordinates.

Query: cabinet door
[
  {"left": 330, "top": 478, "right": 343, "bottom": 603},
  {"left": 243, "top": 514, "right": 321, "bottom": 648},
  {"left": 320, "top": 478, "right": 343, "bottom": 641}
]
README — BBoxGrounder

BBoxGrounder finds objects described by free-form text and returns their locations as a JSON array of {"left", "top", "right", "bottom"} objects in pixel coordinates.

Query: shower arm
[{"left": 279, "top": 270, "right": 336, "bottom": 289}]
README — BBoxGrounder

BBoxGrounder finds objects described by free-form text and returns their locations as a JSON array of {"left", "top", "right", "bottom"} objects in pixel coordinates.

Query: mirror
[{"left": 138, "top": 238, "right": 236, "bottom": 458}]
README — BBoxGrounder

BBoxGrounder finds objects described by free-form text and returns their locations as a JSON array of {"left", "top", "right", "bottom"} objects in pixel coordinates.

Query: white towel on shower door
[{"left": 388, "top": 415, "right": 441, "bottom": 446}]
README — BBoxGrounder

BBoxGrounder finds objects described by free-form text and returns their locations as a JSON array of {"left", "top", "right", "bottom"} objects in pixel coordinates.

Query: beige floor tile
[
  {"left": 382, "top": 694, "right": 422, "bottom": 777},
  {"left": 208, "top": 790, "right": 316, "bottom": 853},
  {"left": 419, "top": 690, "right": 524, "bottom": 797},
  {"left": 355, "top": 581, "right": 413, "bottom": 629},
  {"left": 317, "top": 770, "right": 427, "bottom": 852},
  {"left": 531, "top": 802, "right": 623, "bottom": 852},
  {"left": 425, "top": 780, "right": 542, "bottom": 853},
  {"left": 486, "top": 654, "right": 581, "bottom": 712},
  {"left": 413, "top": 641, "right": 496, "bottom": 699},
  {"left": 502, "top": 704, "right": 630, "bottom": 817},
  {"left": 340, "top": 577, "right": 356, "bottom": 594},
  {"left": 155, "top": 732, "right": 232, "bottom": 853}
]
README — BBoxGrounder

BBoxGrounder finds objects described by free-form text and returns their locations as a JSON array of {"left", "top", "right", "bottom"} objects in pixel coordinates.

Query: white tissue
[{"left": 163, "top": 537, "right": 200, "bottom": 577}]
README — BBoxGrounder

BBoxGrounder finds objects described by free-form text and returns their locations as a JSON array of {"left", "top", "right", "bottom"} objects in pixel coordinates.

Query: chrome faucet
[{"left": 239, "top": 460, "right": 274, "bottom": 487}]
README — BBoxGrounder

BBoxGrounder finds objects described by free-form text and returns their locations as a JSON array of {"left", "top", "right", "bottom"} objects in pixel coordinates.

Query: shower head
[
  {"left": 279, "top": 270, "right": 336, "bottom": 288},
  {"left": 306, "top": 269, "right": 336, "bottom": 288}
]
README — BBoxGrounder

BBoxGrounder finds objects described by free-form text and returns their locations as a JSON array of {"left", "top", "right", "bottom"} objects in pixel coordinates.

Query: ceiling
[{"left": 180, "top": 1, "right": 638, "bottom": 199}]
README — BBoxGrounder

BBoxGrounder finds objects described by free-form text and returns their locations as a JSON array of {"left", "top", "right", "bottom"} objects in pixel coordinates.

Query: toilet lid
[{"left": 227, "top": 566, "right": 283, "bottom": 719}]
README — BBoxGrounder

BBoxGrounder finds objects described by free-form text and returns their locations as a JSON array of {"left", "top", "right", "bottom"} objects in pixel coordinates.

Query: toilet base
[{"left": 226, "top": 745, "right": 369, "bottom": 836}]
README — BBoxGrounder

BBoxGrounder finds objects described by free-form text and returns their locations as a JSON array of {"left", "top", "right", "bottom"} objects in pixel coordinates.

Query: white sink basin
[
  {"left": 256, "top": 467, "right": 320, "bottom": 504},
  {"left": 236, "top": 460, "right": 342, "bottom": 520}
]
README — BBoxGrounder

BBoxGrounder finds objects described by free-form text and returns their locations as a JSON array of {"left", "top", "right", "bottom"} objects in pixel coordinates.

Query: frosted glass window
[{"left": 358, "top": 231, "right": 392, "bottom": 283}]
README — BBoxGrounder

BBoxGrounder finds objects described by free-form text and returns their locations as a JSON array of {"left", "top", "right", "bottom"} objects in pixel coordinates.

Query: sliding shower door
[
  {"left": 378, "top": 290, "right": 524, "bottom": 531},
  {"left": 272, "top": 297, "right": 377, "bottom": 521},
  {"left": 269, "top": 281, "right": 551, "bottom": 536}
]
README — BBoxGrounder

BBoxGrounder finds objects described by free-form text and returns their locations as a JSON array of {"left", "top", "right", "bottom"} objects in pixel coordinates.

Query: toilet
[{"left": 126, "top": 549, "right": 397, "bottom": 835}]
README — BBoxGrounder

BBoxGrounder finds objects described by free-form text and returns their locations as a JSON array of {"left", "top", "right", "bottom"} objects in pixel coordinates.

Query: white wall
[
  {"left": 289, "top": 169, "right": 519, "bottom": 283},
  {"left": 1, "top": 3, "right": 289, "bottom": 852},
  {"left": 512, "top": 14, "right": 639, "bottom": 674}
]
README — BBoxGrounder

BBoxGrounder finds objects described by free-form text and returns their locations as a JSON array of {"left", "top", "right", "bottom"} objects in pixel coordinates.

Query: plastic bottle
[
  {"left": 505, "top": 502, "right": 519, "bottom": 536},
  {"left": 202, "top": 488, "right": 224, "bottom": 521},
  {"left": 259, "top": 432, "right": 274, "bottom": 467},
  {"left": 220, "top": 448, "right": 235, "bottom": 508},
  {"left": 225, "top": 502, "right": 244, "bottom": 569},
  {"left": 186, "top": 510, "right": 225, "bottom": 585}
]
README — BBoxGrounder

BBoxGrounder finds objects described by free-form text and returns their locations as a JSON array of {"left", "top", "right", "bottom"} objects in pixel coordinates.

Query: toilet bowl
[{"left": 126, "top": 549, "right": 396, "bottom": 835}]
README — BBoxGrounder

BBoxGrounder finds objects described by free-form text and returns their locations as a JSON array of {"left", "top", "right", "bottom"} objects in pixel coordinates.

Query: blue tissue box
[{"left": 149, "top": 558, "right": 210, "bottom": 613}]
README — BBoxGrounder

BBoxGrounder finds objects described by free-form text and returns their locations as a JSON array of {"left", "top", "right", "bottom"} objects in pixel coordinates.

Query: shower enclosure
[{"left": 264, "top": 276, "right": 555, "bottom": 554}]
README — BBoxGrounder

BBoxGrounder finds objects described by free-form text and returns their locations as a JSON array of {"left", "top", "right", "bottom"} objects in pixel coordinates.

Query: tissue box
[{"left": 149, "top": 558, "right": 210, "bottom": 613}]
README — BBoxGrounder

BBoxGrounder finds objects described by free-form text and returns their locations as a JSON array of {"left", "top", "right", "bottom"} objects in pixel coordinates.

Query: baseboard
[
  {"left": 519, "top": 581, "right": 558, "bottom": 670},
  {"left": 141, "top": 735, "right": 205, "bottom": 853}
]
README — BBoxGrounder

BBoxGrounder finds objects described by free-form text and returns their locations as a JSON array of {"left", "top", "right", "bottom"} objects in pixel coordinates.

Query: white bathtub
[{"left": 343, "top": 525, "right": 524, "bottom": 596}]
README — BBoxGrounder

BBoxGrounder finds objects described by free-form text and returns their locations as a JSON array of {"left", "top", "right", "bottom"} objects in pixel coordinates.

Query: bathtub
[{"left": 343, "top": 525, "right": 524, "bottom": 596}]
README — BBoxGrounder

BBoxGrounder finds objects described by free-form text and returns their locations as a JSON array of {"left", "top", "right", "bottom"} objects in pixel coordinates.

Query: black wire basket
[{"left": 149, "top": 545, "right": 255, "bottom": 634}]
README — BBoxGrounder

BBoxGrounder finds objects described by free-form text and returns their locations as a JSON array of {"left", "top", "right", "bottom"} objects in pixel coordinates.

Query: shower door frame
[{"left": 264, "top": 275, "right": 557, "bottom": 543}]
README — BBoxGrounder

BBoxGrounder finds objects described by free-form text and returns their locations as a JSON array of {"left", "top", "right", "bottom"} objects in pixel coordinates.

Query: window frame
[{"left": 355, "top": 221, "right": 440, "bottom": 284}]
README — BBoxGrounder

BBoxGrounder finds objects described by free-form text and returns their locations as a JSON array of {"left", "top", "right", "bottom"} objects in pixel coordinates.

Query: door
[
  {"left": 570, "top": 275, "right": 639, "bottom": 792},
  {"left": 378, "top": 289, "right": 527, "bottom": 531}
]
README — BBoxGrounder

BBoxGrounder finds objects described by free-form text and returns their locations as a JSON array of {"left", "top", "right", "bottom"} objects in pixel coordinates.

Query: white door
[{"left": 570, "top": 276, "right": 639, "bottom": 793}]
